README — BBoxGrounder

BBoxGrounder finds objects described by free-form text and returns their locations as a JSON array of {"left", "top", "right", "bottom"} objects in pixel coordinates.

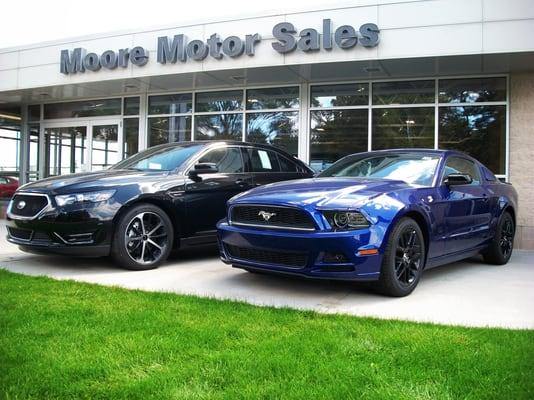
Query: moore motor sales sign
[{"left": 59, "top": 19, "right": 380, "bottom": 74}]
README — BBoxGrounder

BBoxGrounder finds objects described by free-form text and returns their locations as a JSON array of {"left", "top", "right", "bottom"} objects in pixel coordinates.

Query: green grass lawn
[{"left": 1, "top": 269, "right": 533, "bottom": 400}]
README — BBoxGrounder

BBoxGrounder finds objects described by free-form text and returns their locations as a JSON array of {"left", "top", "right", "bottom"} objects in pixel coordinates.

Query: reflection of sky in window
[{"left": 0, "top": 128, "right": 20, "bottom": 171}]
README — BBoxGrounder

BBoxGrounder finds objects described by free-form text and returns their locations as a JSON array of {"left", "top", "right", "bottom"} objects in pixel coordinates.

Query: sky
[{"left": 0, "top": 0, "right": 357, "bottom": 49}]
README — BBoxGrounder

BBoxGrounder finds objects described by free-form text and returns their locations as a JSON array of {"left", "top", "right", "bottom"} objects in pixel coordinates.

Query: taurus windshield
[
  {"left": 112, "top": 144, "right": 204, "bottom": 171},
  {"left": 319, "top": 153, "right": 440, "bottom": 186}
]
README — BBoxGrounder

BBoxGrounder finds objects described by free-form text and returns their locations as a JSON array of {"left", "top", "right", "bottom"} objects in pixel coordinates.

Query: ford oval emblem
[{"left": 16, "top": 200, "right": 26, "bottom": 210}]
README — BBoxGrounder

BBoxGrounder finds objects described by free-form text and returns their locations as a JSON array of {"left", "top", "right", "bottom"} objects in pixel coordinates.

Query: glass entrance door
[
  {"left": 44, "top": 125, "right": 88, "bottom": 177},
  {"left": 42, "top": 119, "right": 122, "bottom": 177}
]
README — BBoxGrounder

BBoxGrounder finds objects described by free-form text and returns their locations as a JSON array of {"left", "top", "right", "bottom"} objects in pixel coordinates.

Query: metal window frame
[{"left": 308, "top": 74, "right": 509, "bottom": 179}]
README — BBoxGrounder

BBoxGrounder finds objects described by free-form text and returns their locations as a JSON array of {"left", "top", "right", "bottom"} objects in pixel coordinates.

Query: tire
[
  {"left": 112, "top": 204, "right": 174, "bottom": 270},
  {"left": 375, "top": 217, "right": 426, "bottom": 297},
  {"left": 482, "top": 211, "right": 515, "bottom": 265}
]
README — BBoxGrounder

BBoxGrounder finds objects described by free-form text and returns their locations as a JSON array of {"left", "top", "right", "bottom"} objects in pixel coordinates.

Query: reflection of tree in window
[
  {"left": 310, "top": 84, "right": 368, "bottom": 108},
  {"left": 195, "top": 114, "right": 242, "bottom": 140},
  {"left": 310, "top": 109, "right": 368, "bottom": 169},
  {"left": 246, "top": 87, "right": 299, "bottom": 110},
  {"left": 439, "top": 106, "right": 505, "bottom": 174},
  {"left": 246, "top": 112, "right": 298, "bottom": 155},
  {"left": 372, "top": 108, "right": 434, "bottom": 150},
  {"left": 148, "top": 117, "right": 191, "bottom": 147}
]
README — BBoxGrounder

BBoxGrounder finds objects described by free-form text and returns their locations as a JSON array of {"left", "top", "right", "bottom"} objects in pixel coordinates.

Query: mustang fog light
[
  {"left": 323, "top": 211, "right": 369, "bottom": 230},
  {"left": 323, "top": 252, "right": 349, "bottom": 263}
]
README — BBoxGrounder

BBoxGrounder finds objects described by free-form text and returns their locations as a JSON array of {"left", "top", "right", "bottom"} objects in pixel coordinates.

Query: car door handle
[
  {"left": 482, "top": 194, "right": 489, "bottom": 202},
  {"left": 235, "top": 179, "right": 250, "bottom": 187}
]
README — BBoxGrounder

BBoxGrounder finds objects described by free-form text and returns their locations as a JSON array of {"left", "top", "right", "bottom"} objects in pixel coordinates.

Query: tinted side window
[
  {"left": 442, "top": 156, "right": 480, "bottom": 185},
  {"left": 198, "top": 147, "right": 244, "bottom": 173},
  {"left": 246, "top": 148, "right": 280, "bottom": 172},
  {"left": 277, "top": 154, "right": 299, "bottom": 172}
]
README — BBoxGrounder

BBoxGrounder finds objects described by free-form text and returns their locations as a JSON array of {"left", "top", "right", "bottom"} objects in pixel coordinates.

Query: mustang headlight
[
  {"left": 55, "top": 190, "right": 116, "bottom": 207},
  {"left": 323, "top": 210, "right": 369, "bottom": 230}
]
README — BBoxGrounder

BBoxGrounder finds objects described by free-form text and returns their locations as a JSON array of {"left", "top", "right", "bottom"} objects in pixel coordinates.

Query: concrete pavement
[{"left": 1, "top": 221, "right": 533, "bottom": 329}]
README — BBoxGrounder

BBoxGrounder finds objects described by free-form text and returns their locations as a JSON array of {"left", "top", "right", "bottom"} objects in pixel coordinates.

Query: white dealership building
[{"left": 0, "top": 0, "right": 533, "bottom": 247}]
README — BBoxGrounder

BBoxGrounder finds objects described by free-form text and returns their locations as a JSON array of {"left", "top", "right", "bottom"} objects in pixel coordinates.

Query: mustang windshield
[
  {"left": 112, "top": 144, "right": 204, "bottom": 171},
  {"left": 319, "top": 152, "right": 440, "bottom": 186}
]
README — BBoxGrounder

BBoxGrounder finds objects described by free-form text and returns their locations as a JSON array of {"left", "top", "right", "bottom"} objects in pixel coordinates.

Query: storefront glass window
[
  {"left": 373, "top": 80, "right": 434, "bottom": 105},
  {"left": 148, "top": 116, "right": 191, "bottom": 147},
  {"left": 439, "top": 105, "right": 506, "bottom": 174},
  {"left": 44, "top": 99, "right": 121, "bottom": 119},
  {"left": 439, "top": 77, "right": 506, "bottom": 103},
  {"left": 28, "top": 124, "right": 40, "bottom": 180},
  {"left": 194, "top": 114, "right": 242, "bottom": 141},
  {"left": 0, "top": 107, "right": 21, "bottom": 173},
  {"left": 123, "top": 97, "right": 140, "bottom": 116},
  {"left": 310, "top": 109, "right": 368, "bottom": 172},
  {"left": 92, "top": 124, "right": 119, "bottom": 170},
  {"left": 372, "top": 108, "right": 435, "bottom": 150},
  {"left": 246, "top": 112, "right": 299, "bottom": 156},
  {"left": 311, "top": 84, "right": 368, "bottom": 107},
  {"left": 148, "top": 94, "right": 192, "bottom": 115},
  {"left": 195, "top": 90, "right": 242, "bottom": 112},
  {"left": 246, "top": 87, "right": 299, "bottom": 110}
]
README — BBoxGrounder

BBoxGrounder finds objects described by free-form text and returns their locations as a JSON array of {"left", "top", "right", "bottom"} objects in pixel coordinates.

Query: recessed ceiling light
[
  {"left": 231, "top": 76, "right": 245, "bottom": 81},
  {"left": 125, "top": 84, "right": 138, "bottom": 89},
  {"left": 39, "top": 93, "right": 50, "bottom": 98}
]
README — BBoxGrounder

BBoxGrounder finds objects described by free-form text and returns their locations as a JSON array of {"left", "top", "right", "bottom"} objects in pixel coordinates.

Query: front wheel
[
  {"left": 482, "top": 211, "right": 515, "bottom": 265},
  {"left": 375, "top": 217, "right": 426, "bottom": 297},
  {"left": 112, "top": 204, "right": 174, "bottom": 270}
]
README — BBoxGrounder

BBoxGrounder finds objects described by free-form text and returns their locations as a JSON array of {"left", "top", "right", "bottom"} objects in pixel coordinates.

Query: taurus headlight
[
  {"left": 323, "top": 210, "right": 369, "bottom": 230},
  {"left": 55, "top": 190, "right": 116, "bottom": 207}
]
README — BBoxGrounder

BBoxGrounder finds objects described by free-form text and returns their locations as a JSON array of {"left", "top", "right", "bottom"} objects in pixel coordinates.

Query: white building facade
[{"left": 1, "top": 0, "right": 534, "bottom": 247}]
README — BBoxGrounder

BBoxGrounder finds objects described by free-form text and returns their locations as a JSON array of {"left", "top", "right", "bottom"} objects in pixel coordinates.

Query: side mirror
[
  {"left": 443, "top": 173, "right": 472, "bottom": 186},
  {"left": 189, "top": 162, "right": 219, "bottom": 177}
]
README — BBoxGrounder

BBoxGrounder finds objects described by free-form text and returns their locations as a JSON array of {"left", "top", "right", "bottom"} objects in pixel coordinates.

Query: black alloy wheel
[
  {"left": 376, "top": 217, "right": 426, "bottom": 297},
  {"left": 483, "top": 211, "right": 515, "bottom": 265},
  {"left": 394, "top": 227, "right": 423, "bottom": 286},
  {"left": 112, "top": 204, "right": 174, "bottom": 270}
]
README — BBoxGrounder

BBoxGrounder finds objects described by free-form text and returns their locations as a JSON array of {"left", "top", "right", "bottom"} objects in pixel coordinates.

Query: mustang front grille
[
  {"left": 230, "top": 205, "right": 315, "bottom": 231},
  {"left": 224, "top": 244, "right": 308, "bottom": 268}
]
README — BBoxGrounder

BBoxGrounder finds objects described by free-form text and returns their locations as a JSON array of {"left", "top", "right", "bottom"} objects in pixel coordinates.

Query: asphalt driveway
[{"left": 1, "top": 221, "right": 533, "bottom": 329}]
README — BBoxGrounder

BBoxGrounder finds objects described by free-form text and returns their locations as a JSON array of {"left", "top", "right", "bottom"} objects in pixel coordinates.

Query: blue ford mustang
[{"left": 217, "top": 149, "right": 518, "bottom": 296}]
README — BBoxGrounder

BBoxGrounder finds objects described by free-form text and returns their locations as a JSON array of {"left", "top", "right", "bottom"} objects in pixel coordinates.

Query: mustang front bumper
[{"left": 217, "top": 221, "right": 383, "bottom": 281}]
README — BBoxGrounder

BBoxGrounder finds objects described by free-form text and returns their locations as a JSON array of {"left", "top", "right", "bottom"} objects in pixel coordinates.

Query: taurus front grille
[
  {"left": 224, "top": 244, "right": 308, "bottom": 268},
  {"left": 230, "top": 205, "right": 315, "bottom": 230},
  {"left": 9, "top": 194, "right": 49, "bottom": 218}
]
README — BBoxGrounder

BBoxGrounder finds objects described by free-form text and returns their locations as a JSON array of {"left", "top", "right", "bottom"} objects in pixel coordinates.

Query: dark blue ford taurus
[{"left": 217, "top": 149, "right": 518, "bottom": 296}]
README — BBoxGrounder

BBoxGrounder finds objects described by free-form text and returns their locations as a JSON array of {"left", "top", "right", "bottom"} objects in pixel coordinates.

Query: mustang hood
[
  {"left": 231, "top": 177, "right": 411, "bottom": 209},
  {"left": 17, "top": 169, "right": 178, "bottom": 194}
]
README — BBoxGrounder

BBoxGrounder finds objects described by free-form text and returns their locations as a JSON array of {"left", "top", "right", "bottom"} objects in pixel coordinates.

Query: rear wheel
[
  {"left": 112, "top": 204, "right": 174, "bottom": 270},
  {"left": 375, "top": 217, "right": 425, "bottom": 297},
  {"left": 482, "top": 211, "right": 515, "bottom": 265}
]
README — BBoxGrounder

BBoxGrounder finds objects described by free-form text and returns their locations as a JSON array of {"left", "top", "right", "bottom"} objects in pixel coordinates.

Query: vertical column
[
  {"left": 434, "top": 79, "right": 439, "bottom": 149},
  {"left": 139, "top": 94, "right": 148, "bottom": 150},
  {"left": 298, "top": 83, "right": 309, "bottom": 163},
  {"left": 19, "top": 105, "right": 29, "bottom": 185},
  {"left": 368, "top": 82, "right": 372, "bottom": 151}
]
